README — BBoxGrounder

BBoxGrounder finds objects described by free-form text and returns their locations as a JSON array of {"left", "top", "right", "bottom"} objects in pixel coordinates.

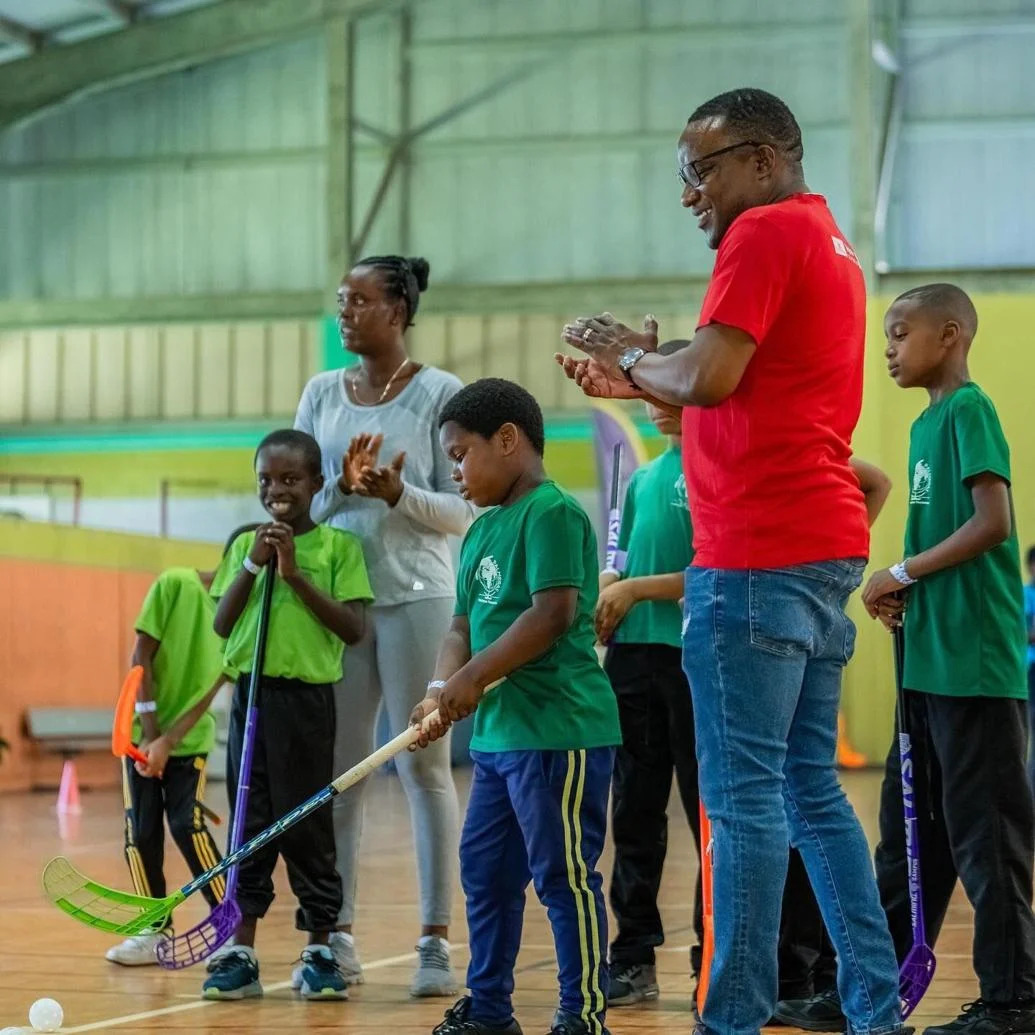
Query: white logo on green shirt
[
  {"left": 476, "top": 555, "right": 503, "bottom": 604},
  {"left": 673, "top": 474, "right": 689, "bottom": 510},
  {"left": 910, "top": 459, "right": 932, "bottom": 505}
]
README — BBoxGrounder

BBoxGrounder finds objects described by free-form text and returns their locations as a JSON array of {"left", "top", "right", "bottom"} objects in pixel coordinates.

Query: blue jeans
[{"left": 683, "top": 561, "right": 901, "bottom": 1035}]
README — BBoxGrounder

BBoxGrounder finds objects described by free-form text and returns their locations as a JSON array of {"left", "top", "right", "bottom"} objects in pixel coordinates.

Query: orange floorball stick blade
[
  {"left": 113, "top": 666, "right": 148, "bottom": 766},
  {"left": 697, "top": 803, "right": 714, "bottom": 1017}
]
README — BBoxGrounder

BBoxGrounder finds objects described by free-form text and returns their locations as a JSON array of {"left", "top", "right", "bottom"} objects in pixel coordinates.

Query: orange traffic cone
[
  {"left": 836, "top": 712, "right": 867, "bottom": 769},
  {"left": 56, "top": 758, "right": 82, "bottom": 814}
]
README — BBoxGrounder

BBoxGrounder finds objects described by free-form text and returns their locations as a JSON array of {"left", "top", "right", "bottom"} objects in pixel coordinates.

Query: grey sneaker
[
  {"left": 607, "top": 961, "right": 659, "bottom": 1006},
  {"left": 329, "top": 931, "right": 364, "bottom": 985},
  {"left": 410, "top": 935, "right": 458, "bottom": 998}
]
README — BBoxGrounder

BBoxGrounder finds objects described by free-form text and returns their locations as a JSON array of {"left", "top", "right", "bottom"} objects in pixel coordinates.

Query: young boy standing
[
  {"left": 202, "top": 429, "right": 372, "bottom": 1002},
  {"left": 411, "top": 378, "right": 622, "bottom": 1035},
  {"left": 593, "top": 368, "right": 700, "bottom": 1007},
  {"left": 104, "top": 550, "right": 240, "bottom": 966},
  {"left": 862, "top": 283, "right": 1035, "bottom": 1035}
]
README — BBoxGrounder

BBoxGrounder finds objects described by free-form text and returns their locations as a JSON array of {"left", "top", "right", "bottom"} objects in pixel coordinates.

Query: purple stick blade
[{"left": 897, "top": 728, "right": 936, "bottom": 1016}]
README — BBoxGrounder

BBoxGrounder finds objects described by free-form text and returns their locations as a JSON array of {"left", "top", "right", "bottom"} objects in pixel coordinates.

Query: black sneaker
[
  {"left": 548, "top": 1008, "right": 611, "bottom": 1034},
  {"left": 773, "top": 989, "right": 847, "bottom": 1032},
  {"left": 433, "top": 996, "right": 523, "bottom": 1034},
  {"left": 924, "top": 1000, "right": 1035, "bottom": 1035},
  {"left": 607, "top": 961, "right": 659, "bottom": 1006}
]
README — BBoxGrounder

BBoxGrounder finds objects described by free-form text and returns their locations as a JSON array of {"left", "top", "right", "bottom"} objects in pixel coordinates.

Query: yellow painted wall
[{"left": 2, "top": 293, "right": 1032, "bottom": 763}]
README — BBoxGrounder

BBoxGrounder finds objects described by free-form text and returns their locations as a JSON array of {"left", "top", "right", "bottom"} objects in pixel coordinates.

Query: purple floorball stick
[
  {"left": 156, "top": 557, "right": 277, "bottom": 969},
  {"left": 893, "top": 624, "right": 937, "bottom": 1017}
]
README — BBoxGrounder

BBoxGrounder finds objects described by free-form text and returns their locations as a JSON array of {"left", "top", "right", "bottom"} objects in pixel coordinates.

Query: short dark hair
[
  {"left": 223, "top": 522, "right": 261, "bottom": 557},
  {"left": 688, "top": 88, "right": 804, "bottom": 163},
  {"left": 892, "top": 283, "right": 979, "bottom": 338},
  {"left": 353, "top": 254, "right": 430, "bottom": 327},
  {"left": 439, "top": 378, "right": 546, "bottom": 457},
  {"left": 254, "top": 429, "right": 322, "bottom": 477},
  {"left": 1027, "top": 544, "right": 1035, "bottom": 568}
]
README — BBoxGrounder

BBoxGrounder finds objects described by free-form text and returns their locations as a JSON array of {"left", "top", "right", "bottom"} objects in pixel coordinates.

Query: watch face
[{"left": 620, "top": 347, "right": 644, "bottom": 370}]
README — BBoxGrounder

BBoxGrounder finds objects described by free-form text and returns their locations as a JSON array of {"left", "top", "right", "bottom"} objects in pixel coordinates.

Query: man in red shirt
[{"left": 557, "top": 89, "right": 904, "bottom": 1035}]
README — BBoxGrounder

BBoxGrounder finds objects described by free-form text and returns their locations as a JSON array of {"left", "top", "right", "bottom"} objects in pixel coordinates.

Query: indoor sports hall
[{"left": 1, "top": 1, "right": 1034, "bottom": 1034}]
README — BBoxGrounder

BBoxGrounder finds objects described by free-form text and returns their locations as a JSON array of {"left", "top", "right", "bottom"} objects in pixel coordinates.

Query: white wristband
[
  {"left": 427, "top": 680, "right": 447, "bottom": 693},
  {"left": 889, "top": 560, "right": 917, "bottom": 587},
  {"left": 242, "top": 556, "right": 262, "bottom": 576},
  {"left": 135, "top": 700, "right": 158, "bottom": 714}
]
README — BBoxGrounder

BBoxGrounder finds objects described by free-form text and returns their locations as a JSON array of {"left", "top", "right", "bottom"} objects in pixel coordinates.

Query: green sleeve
[
  {"left": 134, "top": 573, "right": 173, "bottom": 641},
  {"left": 454, "top": 541, "right": 471, "bottom": 617},
  {"left": 616, "top": 470, "right": 640, "bottom": 556},
  {"left": 210, "top": 535, "right": 250, "bottom": 601},
  {"left": 331, "top": 533, "right": 375, "bottom": 602},
  {"left": 955, "top": 395, "right": 1011, "bottom": 486},
  {"left": 525, "top": 500, "right": 587, "bottom": 594}
]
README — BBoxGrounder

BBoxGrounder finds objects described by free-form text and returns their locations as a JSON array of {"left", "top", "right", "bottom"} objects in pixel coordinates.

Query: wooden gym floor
[{"left": 0, "top": 767, "right": 978, "bottom": 1034}]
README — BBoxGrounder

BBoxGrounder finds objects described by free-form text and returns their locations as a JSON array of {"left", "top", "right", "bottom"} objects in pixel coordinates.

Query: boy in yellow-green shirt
[
  {"left": 105, "top": 531, "right": 252, "bottom": 968},
  {"left": 202, "top": 429, "right": 373, "bottom": 1003}
]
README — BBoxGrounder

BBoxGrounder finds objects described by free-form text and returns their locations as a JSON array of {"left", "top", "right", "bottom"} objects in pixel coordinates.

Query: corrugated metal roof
[{"left": 0, "top": 0, "right": 223, "bottom": 65}]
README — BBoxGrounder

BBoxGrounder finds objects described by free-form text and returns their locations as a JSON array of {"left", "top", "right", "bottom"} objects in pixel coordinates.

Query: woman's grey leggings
[{"left": 332, "top": 596, "right": 460, "bottom": 928}]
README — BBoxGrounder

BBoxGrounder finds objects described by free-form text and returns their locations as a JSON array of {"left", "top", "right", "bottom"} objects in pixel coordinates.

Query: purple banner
[{"left": 590, "top": 401, "right": 649, "bottom": 572}]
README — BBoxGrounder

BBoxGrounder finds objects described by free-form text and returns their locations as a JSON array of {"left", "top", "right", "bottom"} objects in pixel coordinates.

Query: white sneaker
[
  {"left": 410, "top": 935, "right": 458, "bottom": 998},
  {"left": 330, "top": 931, "right": 364, "bottom": 986},
  {"left": 105, "top": 933, "right": 164, "bottom": 966}
]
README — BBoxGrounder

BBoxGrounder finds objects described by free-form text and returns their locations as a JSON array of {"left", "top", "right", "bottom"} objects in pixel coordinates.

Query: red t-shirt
[{"left": 681, "top": 193, "right": 870, "bottom": 569}]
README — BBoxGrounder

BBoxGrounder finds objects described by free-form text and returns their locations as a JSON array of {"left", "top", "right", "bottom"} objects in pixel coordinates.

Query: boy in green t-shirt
[
  {"left": 410, "top": 378, "right": 621, "bottom": 1035},
  {"left": 105, "top": 527, "right": 256, "bottom": 967},
  {"left": 861, "top": 283, "right": 1035, "bottom": 1035},
  {"left": 202, "top": 429, "right": 373, "bottom": 1003},
  {"left": 593, "top": 363, "right": 699, "bottom": 1008}
]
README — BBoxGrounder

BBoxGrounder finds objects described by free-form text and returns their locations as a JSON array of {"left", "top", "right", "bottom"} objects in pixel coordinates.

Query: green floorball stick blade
[{"left": 43, "top": 856, "right": 182, "bottom": 935}]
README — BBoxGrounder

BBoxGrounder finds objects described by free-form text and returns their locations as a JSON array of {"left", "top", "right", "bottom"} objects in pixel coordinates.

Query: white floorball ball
[{"left": 28, "top": 997, "right": 63, "bottom": 1032}]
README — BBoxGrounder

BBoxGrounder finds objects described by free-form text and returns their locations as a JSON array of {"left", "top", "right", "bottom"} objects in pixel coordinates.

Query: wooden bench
[{"left": 24, "top": 708, "right": 114, "bottom": 758}]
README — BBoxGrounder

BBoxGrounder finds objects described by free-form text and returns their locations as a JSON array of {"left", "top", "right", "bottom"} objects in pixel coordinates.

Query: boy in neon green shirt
[
  {"left": 202, "top": 429, "right": 372, "bottom": 1003},
  {"left": 106, "top": 526, "right": 259, "bottom": 967}
]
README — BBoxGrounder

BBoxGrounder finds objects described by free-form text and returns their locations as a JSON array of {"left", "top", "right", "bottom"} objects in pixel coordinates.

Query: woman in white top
[{"left": 294, "top": 254, "right": 474, "bottom": 997}]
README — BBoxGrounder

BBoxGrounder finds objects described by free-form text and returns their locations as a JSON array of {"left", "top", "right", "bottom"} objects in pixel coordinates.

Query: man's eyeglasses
[{"left": 678, "top": 140, "right": 760, "bottom": 188}]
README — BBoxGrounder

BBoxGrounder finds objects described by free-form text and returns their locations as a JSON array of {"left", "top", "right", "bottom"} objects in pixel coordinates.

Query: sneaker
[
  {"left": 548, "top": 1008, "right": 611, "bottom": 1034},
  {"left": 201, "top": 946, "right": 263, "bottom": 1000},
  {"left": 924, "top": 1000, "right": 1035, "bottom": 1035},
  {"left": 773, "top": 988, "right": 847, "bottom": 1032},
  {"left": 105, "top": 932, "right": 165, "bottom": 966},
  {"left": 291, "top": 934, "right": 363, "bottom": 991},
  {"left": 296, "top": 944, "right": 349, "bottom": 1000},
  {"left": 606, "top": 962, "right": 659, "bottom": 1006},
  {"left": 330, "top": 931, "right": 364, "bottom": 985},
  {"left": 432, "top": 995, "right": 523, "bottom": 1034},
  {"left": 411, "top": 935, "right": 459, "bottom": 998}
]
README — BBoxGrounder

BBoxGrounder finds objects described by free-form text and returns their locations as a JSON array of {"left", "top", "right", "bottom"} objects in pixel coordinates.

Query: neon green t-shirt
[
  {"left": 613, "top": 446, "right": 694, "bottom": 648},
  {"left": 457, "top": 480, "right": 622, "bottom": 752},
  {"left": 133, "top": 568, "right": 223, "bottom": 757},
  {"left": 212, "top": 526, "right": 373, "bottom": 684},
  {"left": 903, "top": 382, "right": 1027, "bottom": 699}
]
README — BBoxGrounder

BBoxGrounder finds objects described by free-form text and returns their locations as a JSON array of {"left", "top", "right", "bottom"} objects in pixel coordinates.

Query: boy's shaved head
[{"left": 893, "top": 283, "right": 978, "bottom": 340}]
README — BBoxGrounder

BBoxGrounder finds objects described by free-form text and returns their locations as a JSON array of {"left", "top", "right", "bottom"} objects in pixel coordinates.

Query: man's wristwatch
[{"left": 617, "top": 346, "right": 646, "bottom": 386}]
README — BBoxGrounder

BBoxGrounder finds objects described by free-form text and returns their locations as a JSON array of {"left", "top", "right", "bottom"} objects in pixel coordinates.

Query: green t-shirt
[
  {"left": 133, "top": 568, "right": 223, "bottom": 757},
  {"left": 457, "top": 480, "right": 622, "bottom": 752},
  {"left": 903, "top": 382, "right": 1027, "bottom": 698},
  {"left": 614, "top": 446, "right": 694, "bottom": 648},
  {"left": 212, "top": 525, "right": 373, "bottom": 684}
]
